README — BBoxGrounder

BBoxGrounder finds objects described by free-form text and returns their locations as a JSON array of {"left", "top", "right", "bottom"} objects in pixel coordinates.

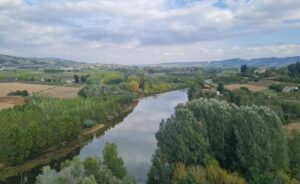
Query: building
[{"left": 283, "top": 86, "right": 299, "bottom": 93}]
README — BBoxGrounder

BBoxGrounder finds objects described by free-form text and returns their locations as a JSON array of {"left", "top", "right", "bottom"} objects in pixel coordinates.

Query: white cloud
[{"left": 0, "top": 0, "right": 299, "bottom": 64}]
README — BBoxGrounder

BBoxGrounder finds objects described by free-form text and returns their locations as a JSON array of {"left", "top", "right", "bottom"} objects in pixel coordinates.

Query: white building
[{"left": 283, "top": 86, "right": 299, "bottom": 93}]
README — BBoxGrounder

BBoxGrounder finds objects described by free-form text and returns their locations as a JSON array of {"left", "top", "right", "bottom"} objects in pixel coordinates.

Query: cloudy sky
[{"left": 0, "top": 0, "right": 300, "bottom": 64}]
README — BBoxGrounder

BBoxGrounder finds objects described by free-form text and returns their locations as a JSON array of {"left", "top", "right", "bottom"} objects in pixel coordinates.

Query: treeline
[
  {"left": 79, "top": 73, "right": 188, "bottom": 98},
  {"left": 273, "top": 62, "right": 300, "bottom": 83},
  {"left": 288, "top": 62, "right": 300, "bottom": 77},
  {"left": 0, "top": 93, "right": 134, "bottom": 165},
  {"left": 148, "top": 98, "right": 299, "bottom": 183},
  {"left": 221, "top": 87, "right": 300, "bottom": 124},
  {"left": 125, "top": 72, "right": 188, "bottom": 95},
  {"left": 36, "top": 143, "right": 135, "bottom": 184},
  {"left": 188, "top": 76, "right": 300, "bottom": 124}
]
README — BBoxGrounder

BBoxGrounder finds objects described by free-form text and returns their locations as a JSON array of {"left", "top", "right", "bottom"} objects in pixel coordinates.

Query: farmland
[
  {"left": 0, "top": 97, "right": 25, "bottom": 110},
  {"left": 0, "top": 83, "right": 54, "bottom": 96},
  {"left": 0, "top": 83, "right": 81, "bottom": 109},
  {"left": 225, "top": 83, "right": 268, "bottom": 91}
]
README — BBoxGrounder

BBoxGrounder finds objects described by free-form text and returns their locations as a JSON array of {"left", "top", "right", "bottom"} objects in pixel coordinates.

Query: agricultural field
[
  {"left": 0, "top": 96, "right": 25, "bottom": 110},
  {"left": 39, "top": 86, "right": 81, "bottom": 98},
  {"left": 252, "top": 79, "right": 283, "bottom": 87},
  {"left": 0, "top": 83, "right": 54, "bottom": 96},
  {"left": 0, "top": 82, "right": 81, "bottom": 109},
  {"left": 225, "top": 83, "right": 268, "bottom": 91}
]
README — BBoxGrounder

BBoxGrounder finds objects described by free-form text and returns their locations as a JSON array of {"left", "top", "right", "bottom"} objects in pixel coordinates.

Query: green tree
[
  {"left": 84, "top": 157, "right": 101, "bottom": 177},
  {"left": 240, "top": 65, "right": 248, "bottom": 74},
  {"left": 148, "top": 98, "right": 291, "bottom": 184},
  {"left": 74, "top": 74, "right": 80, "bottom": 83},
  {"left": 187, "top": 74, "right": 204, "bottom": 100},
  {"left": 103, "top": 143, "right": 128, "bottom": 179},
  {"left": 217, "top": 83, "right": 225, "bottom": 94},
  {"left": 288, "top": 131, "right": 300, "bottom": 180}
]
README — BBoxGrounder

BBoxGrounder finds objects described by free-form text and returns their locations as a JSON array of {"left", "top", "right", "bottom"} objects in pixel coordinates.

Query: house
[
  {"left": 283, "top": 86, "right": 299, "bottom": 93},
  {"left": 255, "top": 68, "right": 266, "bottom": 74},
  {"left": 65, "top": 79, "right": 74, "bottom": 84}
]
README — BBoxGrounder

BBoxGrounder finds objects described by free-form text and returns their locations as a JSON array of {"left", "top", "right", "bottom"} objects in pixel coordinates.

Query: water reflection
[
  {"left": 2, "top": 90, "right": 187, "bottom": 184},
  {"left": 79, "top": 90, "right": 188, "bottom": 183}
]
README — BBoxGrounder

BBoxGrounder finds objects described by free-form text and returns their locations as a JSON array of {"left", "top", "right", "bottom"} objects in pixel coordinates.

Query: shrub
[
  {"left": 7, "top": 90, "right": 29, "bottom": 97},
  {"left": 82, "top": 119, "right": 97, "bottom": 128},
  {"left": 206, "top": 160, "right": 246, "bottom": 184},
  {"left": 269, "top": 84, "right": 284, "bottom": 92}
]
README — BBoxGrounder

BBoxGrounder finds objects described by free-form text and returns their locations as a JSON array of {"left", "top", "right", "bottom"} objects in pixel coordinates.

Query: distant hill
[
  {"left": 160, "top": 56, "right": 300, "bottom": 68},
  {"left": 0, "top": 54, "right": 85, "bottom": 69}
]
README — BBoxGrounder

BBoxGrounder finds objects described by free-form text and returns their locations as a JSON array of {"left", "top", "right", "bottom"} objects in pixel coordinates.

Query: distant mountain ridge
[
  {"left": 0, "top": 54, "right": 84, "bottom": 69},
  {"left": 1, "top": 54, "right": 299, "bottom": 69},
  {"left": 160, "top": 56, "right": 300, "bottom": 68}
]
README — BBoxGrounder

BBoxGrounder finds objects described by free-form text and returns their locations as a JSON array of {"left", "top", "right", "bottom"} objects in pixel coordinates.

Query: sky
[{"left": 0, "top": 0, "right": 300, "bottom": 64}]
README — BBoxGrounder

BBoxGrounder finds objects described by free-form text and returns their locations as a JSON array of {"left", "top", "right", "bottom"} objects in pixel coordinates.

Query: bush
[
  {"left": 82, "top": 119, "right": 97, "bottom": 128},
  {"left": 206, "top": 160, "right": 246, "bottom": 184},
  {"left": 43, "top": 69, "right": 64, "bottom": 73},
  {"left": 7, "top": 90, "right": 29, "bottom": 97},
  {"left": 269, "top": 84, "right": 284, "bottom": 92}
]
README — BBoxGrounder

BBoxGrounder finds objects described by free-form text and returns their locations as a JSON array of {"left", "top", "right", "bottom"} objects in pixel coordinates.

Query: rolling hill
[
  {"left": 160, "top": 56, "right": 300, "bottom": 68},
  {"left": 0, "top": 54, "right": 84, "bottom": 69}
]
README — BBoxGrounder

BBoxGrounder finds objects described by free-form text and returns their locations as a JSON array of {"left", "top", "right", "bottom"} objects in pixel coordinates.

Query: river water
[{"left": 3, "top": 90, "right": 188, "bottom": 184}]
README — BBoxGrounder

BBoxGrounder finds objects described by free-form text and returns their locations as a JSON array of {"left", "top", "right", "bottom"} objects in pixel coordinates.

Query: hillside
[
  {"left": 0, "top": 54, "right": 84, "bottom": 69},
  {"left": 161, "top": 56, "right": 300, "bottom": 68}
]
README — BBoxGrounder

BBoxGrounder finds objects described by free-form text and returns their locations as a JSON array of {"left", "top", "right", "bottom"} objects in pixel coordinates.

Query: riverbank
[
  {"left": 0, "top": 100, "right": 138, "bottom": 181},
  {"left": 0, "top": 88, "right": 187, "bottom": 182}
]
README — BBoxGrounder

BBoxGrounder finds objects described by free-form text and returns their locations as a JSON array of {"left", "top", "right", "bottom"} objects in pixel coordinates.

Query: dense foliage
[
  {"left": 288, "top": 131, "right": 300, "bottom": 180},
  {"left": 7, "top": 90, "right": 29, "bottom": 97},
  {"left": 36, "top": 143, "right": 135, "bottom": 184},
  {"left": 221, "top": 87, "right": 300, "bottom": 123},
  {"left": 148, "top": 98, "right": 297, "bottom": 184},
  {"left": 288, "top": 62, "right": 300, "bottom": 77},
  {"left": 269, "top": 83, "right": 285, "bottom": 92},
  {"left": 188, "top": 74, "right": 300, "bottom": 124},
  {"left": 0, "top": 93, "right": 133, "bottom": 165}
]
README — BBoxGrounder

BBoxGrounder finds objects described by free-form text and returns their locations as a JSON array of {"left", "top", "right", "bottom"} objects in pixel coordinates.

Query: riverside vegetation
[
  {"left": 0, "top": 66, "right": 192, "bottom": 181},
  {"left": 36, "top": 143, "right": 136, "bottom": 184},
  {"left": 1, "top": 62, "right": 300, "bottom": 184},
  {"left": 147, "top": 63, "right": 300, "bottom": 184}
]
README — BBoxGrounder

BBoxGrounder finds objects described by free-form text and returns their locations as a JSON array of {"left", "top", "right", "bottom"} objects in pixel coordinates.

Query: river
[{"left": 3, "top": 90, "right": 188, "bottom": 184}]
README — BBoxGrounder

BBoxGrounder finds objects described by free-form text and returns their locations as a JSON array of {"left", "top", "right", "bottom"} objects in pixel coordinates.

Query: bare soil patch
[
  {"left": 0, "top": 96, "right": 25, "bottom": 110},
  {"left": 39, "top": 86, "right": 81, "bottom": 99},
  {"left": 285, "top": 122, "right": 300, "bottom": 132},
  {"left": 225, "top": 84, "right": 268, "bottom": 92},
  {"left": 0, "top": 83, "right": 54, "bottom": 97},
  {"left": 0, "top": 83, "right": 80, "bottom": 110}
]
